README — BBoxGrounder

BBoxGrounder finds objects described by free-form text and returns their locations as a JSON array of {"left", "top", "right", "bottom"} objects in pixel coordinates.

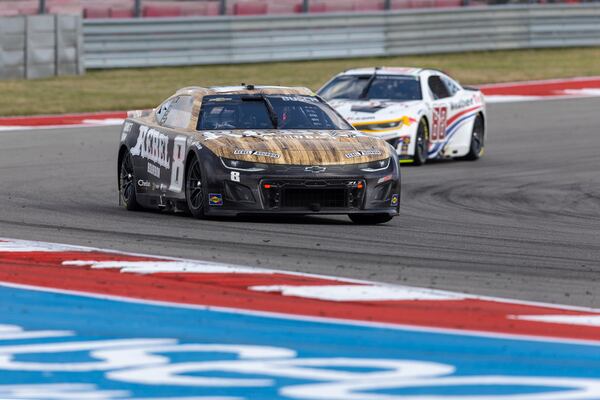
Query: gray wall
[
  {"left": 0, "top": 14, "right": 84, "bottom": 80},
  {"left": 83, "top": 4, "right": 600, "bottom": 69}
]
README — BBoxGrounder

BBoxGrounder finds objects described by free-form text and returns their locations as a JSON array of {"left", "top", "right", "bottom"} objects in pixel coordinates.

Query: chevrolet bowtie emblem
[{"left": 305, "top": 166, "right": 326, "bottom": 173}]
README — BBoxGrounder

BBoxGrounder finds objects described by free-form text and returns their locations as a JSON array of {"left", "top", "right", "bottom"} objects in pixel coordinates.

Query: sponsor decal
[
  {"left": 234, "top": 149, "right": 281, "bottom": 159},
  {"left": 130, "top": 126, "right": 171, "bottom": 170},
  {"left": 350, "top": 102, "right": 389, "bottom": 113},
  {"left": 203, "top": 131, "right": 365, "bottom": 140},
  {"left": 345, "top": 149, "right": 383, "bottom": 159},
  {"left": 391, "top": 193, "right": 399, "bottom": 206},
  {"left": 137, "top": 180, "right": 151, "bottom": 188},
  {"left": 450, "top": 98, "right": 474, "bottom": 111},
  {"left": 349, "top": 116, "right": 377, "bottom": 122},
  {"left": 147, "top": 163, "right": 160, "bottom": 179},
  {"left": 188, "top": 139, "right": 203, "bottom": 150},
  {"left": 208, "top": 193, "right": 223, "bottom": 206},
  {"left": 280, "top": 95, "right": 320, "bottom": 103},
  {"left": 377, "top": 174, "right": 393, "bottom": 184},
  {"left": 120, "top": 121, "right": 133, "bottom": 141},
  {"left": 122, "top": 121, "right": 133, "bottom": 135}
]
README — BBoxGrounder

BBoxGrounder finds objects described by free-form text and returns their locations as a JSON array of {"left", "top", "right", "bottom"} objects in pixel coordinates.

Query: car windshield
[
  {"left": 318, "top": 75, "right": 422, "bottom": 101},
  {"left": 197, "top": 94, "right": 353, "bottom": 131}
]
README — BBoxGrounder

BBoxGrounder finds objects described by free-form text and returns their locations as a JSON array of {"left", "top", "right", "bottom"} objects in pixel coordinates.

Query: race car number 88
[{"left": 431, "top": 107, "right": 448, "bottom": 142}]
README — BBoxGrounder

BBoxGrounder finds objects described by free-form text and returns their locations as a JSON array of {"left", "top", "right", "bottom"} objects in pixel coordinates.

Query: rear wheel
[
  {"left": 461, "top": 114, "right": 484, "bottom": 161},
  {"left": 119, "top": 151, "right": 140, "bottom": 211},
  {"left": 185, "top": 155, "right": 207, "bottom": 219},
  {"left": 412, "top": 119, "right": 429, "bottom": 166},
  {"left": 348, "top": 213, "right": 394, "bottom": 225}
]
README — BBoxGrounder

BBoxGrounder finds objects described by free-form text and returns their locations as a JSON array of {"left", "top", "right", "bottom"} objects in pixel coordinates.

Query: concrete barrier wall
[
  {"left": 0, "top": 14, "right": 84, "bottom": 80},
  {"left": 83, "top": 4, "right": 600, "bottom": 69}
]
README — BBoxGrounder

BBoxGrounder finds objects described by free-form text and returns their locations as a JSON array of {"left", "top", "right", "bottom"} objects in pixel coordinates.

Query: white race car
[{"left": 318, "top": 67, "right": 486, "bottom": 165}]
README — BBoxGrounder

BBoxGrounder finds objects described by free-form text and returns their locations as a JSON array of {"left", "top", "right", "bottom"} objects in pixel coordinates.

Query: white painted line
[
  {"left": 484, "top": 95, "right": 544, "bottom": 103},
  {"left": 62, "top": 260, "right": 275, "bottom": 275},
  {"left": 562, "top": 88, "right": 600, "bottom": 96},
  {"left": 250, "top": 285, "right": 465, "bottom": 302},
  {"left": 0, "top": 240, "right": 92, "bottom": 253},
  {"left": 0, "top": 126, "right": 30, "bottom": 132},
  {"left": 81, "top": 118, "right": 124, "bottom": 126},
  {"left": 510, "top": 315, "right": 600, "bottom": 327}
]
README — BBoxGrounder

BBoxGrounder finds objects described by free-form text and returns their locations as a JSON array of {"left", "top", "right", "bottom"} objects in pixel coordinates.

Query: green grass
[{"left": 2, "top": 47, "right": 600, "bottom": 116}]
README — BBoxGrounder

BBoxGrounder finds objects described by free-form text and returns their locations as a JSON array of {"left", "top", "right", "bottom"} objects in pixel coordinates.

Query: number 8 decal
[
  {"left": 169, "top": 136, "right": 187, "bottom": 192},
  {"left": 431, "top": 107, "right": 448, "bottom": 142}
]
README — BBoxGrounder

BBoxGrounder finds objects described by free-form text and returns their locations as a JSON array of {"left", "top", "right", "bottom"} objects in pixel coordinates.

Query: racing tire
[
  {"left": 185, "top": 155, "right": 207, "bottom": 219},
  {"left": 461, "top": 114, "right": 484, "bottom": 161},
  {"left": 412, "top": 119, "right": 429, "bottom": 166},
  {"left": 119, "top": 150, "right": 141, "bottom": 211},
  {"left": 348, "top": 213, "right": 394, "bottom": 225}
]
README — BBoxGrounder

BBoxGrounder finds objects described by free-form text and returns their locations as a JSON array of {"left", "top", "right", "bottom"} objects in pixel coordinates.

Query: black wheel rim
[
  {"left": 120, "top": 153, "right": 135, "bottom": 203},
  {"left": 186, "top": 158, "right": 203, "bottom": 210}
]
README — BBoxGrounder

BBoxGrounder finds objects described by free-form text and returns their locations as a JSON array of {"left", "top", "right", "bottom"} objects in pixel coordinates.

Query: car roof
[
  {"left": 173, "top": 85, "right": 315, "bottom": 100},
  {"left": 339, "top": 67, "right": 424, "bottom": 77}
]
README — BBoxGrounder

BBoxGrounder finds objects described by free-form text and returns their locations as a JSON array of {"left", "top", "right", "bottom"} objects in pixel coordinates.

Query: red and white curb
[
  {"left": 1, "top": 77, "right": 600, "bottom": 131},
  {"left": 479, "top": 76, "right": 600, "bottom": 103},
  {"left": 1, "top": 238, "right": 600, "bottom": 344},
  {"left": 0, "top": 111, "right": 126, "bottom": 132}
]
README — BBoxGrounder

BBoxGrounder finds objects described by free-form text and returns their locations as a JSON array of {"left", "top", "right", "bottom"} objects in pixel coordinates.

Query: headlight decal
[
  {"left": 359, "top": 158, "right": 391, "bottom": 172},
  {"left": 220, "top": 158, "right": 268, "bottom": 172}
]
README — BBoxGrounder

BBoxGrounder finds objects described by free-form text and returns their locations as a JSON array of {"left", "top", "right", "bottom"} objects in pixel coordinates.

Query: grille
[{"left": 281, "top": 188, "right": 347, "bottom": 209}]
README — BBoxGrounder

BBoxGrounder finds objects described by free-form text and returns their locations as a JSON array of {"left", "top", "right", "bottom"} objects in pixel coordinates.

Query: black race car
[{"left": 118, "top": 85, "right": 401, "bottom": 224}]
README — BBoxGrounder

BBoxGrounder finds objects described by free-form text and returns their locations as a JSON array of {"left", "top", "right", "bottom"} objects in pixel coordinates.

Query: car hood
[
  {"left": 328, "top": 99, "right": 422, "bottom": 125},
  {"left": 194, "top": 129, "right": 392, "bottom": 166}
]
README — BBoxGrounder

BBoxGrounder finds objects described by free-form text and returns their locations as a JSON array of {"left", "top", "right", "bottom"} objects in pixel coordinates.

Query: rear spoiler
[{"left": 127, "top": 109, "right": 153, "bottom": 119}]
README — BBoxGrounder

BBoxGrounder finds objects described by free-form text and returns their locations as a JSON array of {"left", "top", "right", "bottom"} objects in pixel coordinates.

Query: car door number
[
  {"left": 168, "top": 136, "right": 187, "bottom": 193},
  {"left": 431, "top": 107, "right": 448, "bottom": 142}
]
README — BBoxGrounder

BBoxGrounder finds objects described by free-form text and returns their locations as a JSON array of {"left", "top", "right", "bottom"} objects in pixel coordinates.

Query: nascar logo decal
[{"left": 0, "top": 238, "right": 599, "bottom": 399}]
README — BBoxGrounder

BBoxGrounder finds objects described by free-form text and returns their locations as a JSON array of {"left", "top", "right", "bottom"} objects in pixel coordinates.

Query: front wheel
[
  {"left": 348, "top": 213, "right": 394, "bottom": 225},
  {"left": 185, "top": 155, "right": 207, "bottom": 219},
  {"left": 412, "top": 118, "right": 429, "bottom": 166},
  {"left": 119, "top": 151, "right": 141, "bottom": 211},
  {"left": 461, "top": 114, "right": 484, "bottom": 161}
]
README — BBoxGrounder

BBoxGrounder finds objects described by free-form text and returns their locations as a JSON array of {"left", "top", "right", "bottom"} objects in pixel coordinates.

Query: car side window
[
  {"left": 428, "top": 75, "right": 451, "bottom": 100},
  {"left": 441, "top": 75, "right": 461, "bottom": 97},
  {"left": 161, "top": 96, "right": 194, "bottom": 129}
]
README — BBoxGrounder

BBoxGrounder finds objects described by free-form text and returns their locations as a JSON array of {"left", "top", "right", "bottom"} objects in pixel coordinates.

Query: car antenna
[{"left": 359, "top": 67, "right": 380, "bottom": 99}]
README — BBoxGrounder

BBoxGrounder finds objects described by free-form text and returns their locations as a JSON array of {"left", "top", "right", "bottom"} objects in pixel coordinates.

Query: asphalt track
[{"left": 0, "top": 98, "right": 599, "bottom": 308}]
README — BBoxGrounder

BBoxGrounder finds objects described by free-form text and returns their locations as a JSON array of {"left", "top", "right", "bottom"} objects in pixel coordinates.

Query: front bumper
[{"left": 200, "top": 155, "right": 401, "bottom": 216}]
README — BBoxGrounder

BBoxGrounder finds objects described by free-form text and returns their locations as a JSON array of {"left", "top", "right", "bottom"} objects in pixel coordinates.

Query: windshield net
[
  {"left": 197, "top": 95, "right": 353, "bottom": 130},
  {"left": 318, "top": 75, "right": 422, "bottom": 101}
]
